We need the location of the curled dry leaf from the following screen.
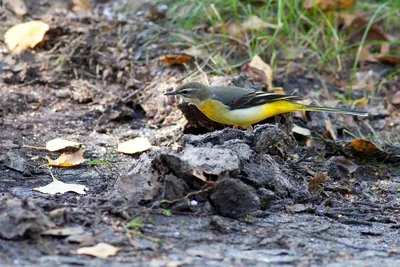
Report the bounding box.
[242,55,273,89]
[192,168,207,182]
[209,15,279,38]
[324,118,337,141]
[308,172,329,191]
[349,139,381,154]
[77,243,122,259]
[46,138,81,152]
[45,147,85,167]
[335,156,358,174]
[5,21,49,53]
[391,91,400,105]
[34,177,88,195]
[303,0,356,11]
[162,54,193,66]
[117,137,152,155]
[292,124,311,136]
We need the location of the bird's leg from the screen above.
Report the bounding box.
[244,125,253,132]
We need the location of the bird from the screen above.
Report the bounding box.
[164,82,368,131]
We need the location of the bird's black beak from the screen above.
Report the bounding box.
[164,90,177,96]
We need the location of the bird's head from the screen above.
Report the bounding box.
[164,82,212,105]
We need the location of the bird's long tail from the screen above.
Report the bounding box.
[304,105,368,117]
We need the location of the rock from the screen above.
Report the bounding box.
[0,197,53,240]
[118,152,162,204]
[162,174,189,200]
[181,127,249,147]
[257,188,276,208]
[243,154,292,195]
[180,146,241,176]
[210,179,260,218]
[253,124,295,158]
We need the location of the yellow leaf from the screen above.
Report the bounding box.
[5,21,49,53]
[34,177,88,195]
[77,243,122,259]
[117,137,151,155]
[46,138,81,152]
[45,147,85,167]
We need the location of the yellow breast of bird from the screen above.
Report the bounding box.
[197,99,301,127]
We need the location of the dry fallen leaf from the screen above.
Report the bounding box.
[6,0,27,16]
[34,177,88,195]
[209,15,279,38]
[162,54,193,66]
[5,21,49,53]
[303,0,356,11]
[241,55,273,89]
[391,91,400,105]
[41,226,84,236]
[324,118,337,141]
[77,243,122,259]
[45,147,85,167]
[335,156,358,174]
[46,138,81,152]
[349,139,381,154]
[292,124,311,136]
[117,137,152,155]
[73,0,91,12]
[308,172,329,191]
[241,15,280,31]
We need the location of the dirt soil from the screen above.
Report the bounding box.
[1,1,399,266]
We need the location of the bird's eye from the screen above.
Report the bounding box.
[181,90,188,95]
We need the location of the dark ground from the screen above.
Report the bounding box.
[0,1,399,266]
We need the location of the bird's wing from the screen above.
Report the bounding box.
[210,86,303,110]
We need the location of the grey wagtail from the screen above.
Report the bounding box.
[165,82,368,130]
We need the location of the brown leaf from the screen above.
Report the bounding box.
[349,139,381,154]
[241,55,273,89]
[162,54,193,66]
[303,0,356,11]
[349,16,395,43]
[391,91,400,105]
[308,172,329,191]
[324,118,337,141]
[45,147,85,167]
[335,156,358,174]
[376,55,400,65]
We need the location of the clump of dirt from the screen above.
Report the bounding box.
[119,124,303,218]
[0,197,53,240]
